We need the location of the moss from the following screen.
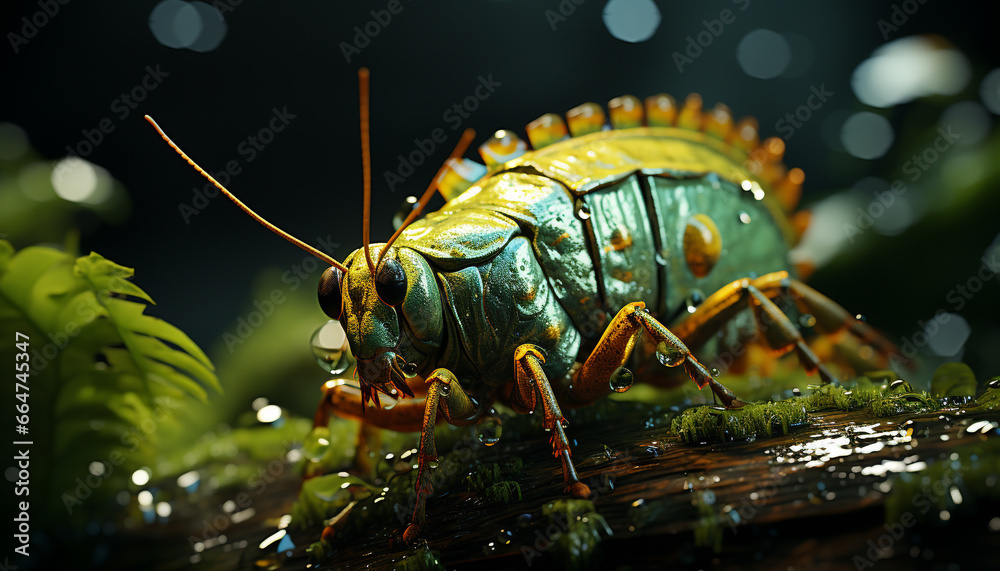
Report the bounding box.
[692,490,726,553]
[672,378,942,445]
[466,458,524,505]
[801,380,939,418]
[671,400,809,444]
[393,547,445,571]
[930,362,977,398]
[976,380,1000,410]
[539,499,612,570]
[885,439,1000,526]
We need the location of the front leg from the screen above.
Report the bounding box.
[562,302,745,409]
[404,368,479,542]
[506,345,591,498]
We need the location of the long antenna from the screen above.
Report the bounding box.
[359,68,376,276]
[145,115,347,272]
[376,127,476,268]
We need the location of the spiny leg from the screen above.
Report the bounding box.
[670,271,897,382]
[561,302,744,409]
[509,345,590,498]
[403,368,479,542]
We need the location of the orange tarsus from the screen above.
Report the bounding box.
[144,115,347,272]
[376,127,476,268]
[359,67,376,276]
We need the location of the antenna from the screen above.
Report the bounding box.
[359,67,376,276]
[144,115,347,272]
[376,127,476,267]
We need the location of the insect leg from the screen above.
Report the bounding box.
[563,302,745,409]
[511,345,591,499]
[404,368,479,543]
[313,380,426,431]
[671,271,866,384]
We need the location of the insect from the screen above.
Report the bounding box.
[146,69,894,542]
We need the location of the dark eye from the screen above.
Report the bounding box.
[317,266,344,319]
[375,258,407,306]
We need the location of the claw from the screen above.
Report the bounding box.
[403,523,421,543]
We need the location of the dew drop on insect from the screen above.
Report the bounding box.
[476,415,502,446]
[402,362,418,377]
[609,366,634,393]
[710,367,720,377]
[574,199,591,220]
[655,250,668,266]
[655,342,684,367]
[310,320,351,375]
[799,313,816,328]
[428,460,439,470]
[739,211,751,224]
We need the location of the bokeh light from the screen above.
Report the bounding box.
[980,67,1000,115]
[851,36,970,108]
[149,0,227,53]
[602,0,661,43]
[736,29,791,79]
[840,111,894,159]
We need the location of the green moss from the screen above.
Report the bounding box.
[692,490,726,553]
[466,458,524,505]
[801,380,939,418]
[671,400,809,444]
[394,547,445,571]
[930,362,977,398]
[290,473,377,530]
[885,439,1000,526]
[539,499,612,570]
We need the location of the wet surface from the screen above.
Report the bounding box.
[113,404,1000,570]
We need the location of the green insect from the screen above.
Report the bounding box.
[146,69,893,542]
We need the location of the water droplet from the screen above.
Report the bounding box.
[739,211,751,224]
[392,195,419,230]
[655,251,668,266]
[799,313,816,328]
[685,290,705,314]
[889,379,911,392]
[855,313,867,322]
[792,387,802,397]
[476,415,502,446]
[402,362,418,377]
[989,378,1000,389]
[310,320,351,374]
[656,341,684,367]
[710,367,720,377]
[439,383,451,396]
[610,366,634,393]
[574,199,592,220]
[428,460,439,470]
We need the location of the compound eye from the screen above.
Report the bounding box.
[317,266,344,320]
[375,258,407,306]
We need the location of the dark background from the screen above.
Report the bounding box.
[2,0,999,374]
